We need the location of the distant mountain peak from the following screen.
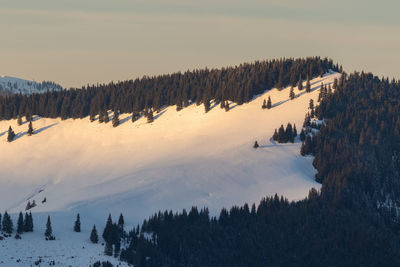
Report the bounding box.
[0,75,62,95]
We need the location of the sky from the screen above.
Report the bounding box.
[0,0,399,88]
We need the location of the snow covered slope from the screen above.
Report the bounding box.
[0,75,62,95]
[0,72,340,221]
[0,71,340,266]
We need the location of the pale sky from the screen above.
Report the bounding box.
[0,0,399,88]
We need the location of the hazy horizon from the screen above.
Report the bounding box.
[1,0,399,88]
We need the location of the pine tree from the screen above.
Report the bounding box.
[146,110,154,123]
[267,96,272,109]
[90,225,99,243]
[104,241,113,256]
[27,121,33,136]
[102,214,113,244]
[300,129,306,142]
[262,99,267,109]
[2,211,13,234]
[204,99,211,113]
[17,115,23,126]
[23,213,29,232]
[104,110,109,123]
[17,212,24,234]
[306,76,311,93]
[131,111,140,123]
[7,126,16,142]
[253,141,259,149]
[289,86,295,100]
[45,215,53,239]
[309,99,314,110]
[224,101,230,112]
[272,129,279,141]
[74,213,81,232]
[293,124,298,138]
[112,110,119,127]
[298,75,303,91]
[278,125,286,143]
[118,213,124,234]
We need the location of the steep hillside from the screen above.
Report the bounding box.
[0,75,62,95]
[0,72,339,265]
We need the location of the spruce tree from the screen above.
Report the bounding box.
[112,110,119,127]
[7,126,16,142]
[293,124,298,138]
[45,215,53,239]
[289,86,295,100]
[102,214,113,244]
[204,99,211,113]
[300,129,306,142]
[17,115,23,126]
[104,110,109,123]
[27,121,34,136]
[23,212,29,232]
[90,225,99,243]
[146,110,154,123]
[224,101,230,112]
[262,99,267,109]
[267,96,272,109]
[253,141,259,149]
[306,76,311,93]
[131,111,140,123]
[298,75,303,91]
[74,213,81,232]
[309,99,314,110]
[104,241,113,256]
[118,213,124,234]
[2,211,13,234]
[17,212,24,234]
[272,129,279,141]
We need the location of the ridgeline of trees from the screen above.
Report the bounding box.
[0,58,338,120]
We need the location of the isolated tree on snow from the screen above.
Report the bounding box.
[112,110,119,127]
[298,75,303,91]
[2,211,13,234]
[253,141,259,149]
[272,129,279,141]
[17,115,23,126]
[74,213,81,232]
[262,99,267,109]
[17,212,24,234]
[267,96,272,109]
[90,225,99,243]
[45,215,53,239]
[7,126,16,142]
[309,99,314,110]
[289,86,295,100]
[305,76,311,93]
[27,121,34,136]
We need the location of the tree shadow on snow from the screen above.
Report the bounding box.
[35,123,58,135]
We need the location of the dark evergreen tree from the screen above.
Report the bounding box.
[112,110,119,127]
[309,99,314,110]
[132,111,140,123]
[253,141,259,149]
[272,129,279,141]
[300,129,306,142]
[104,241,113,256]
[17,115,23,126]
[118,213,124,234]
[146,110,154,123]
[45,215,53,239]
[289,86,295,100]
[267,96,272,109]
[204,99,211,113]
[17,212,24,234]
[293,124,298,138]
[298,75,303,91]
[102,214,114,244]
[306,76,311,92]
[262,99,267,109]
[7,126,15,142]
[2,211,13,234]
[74,213,81,232]
[27,121,33,136]
[224,101,230,112]
[90,225,99,243]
